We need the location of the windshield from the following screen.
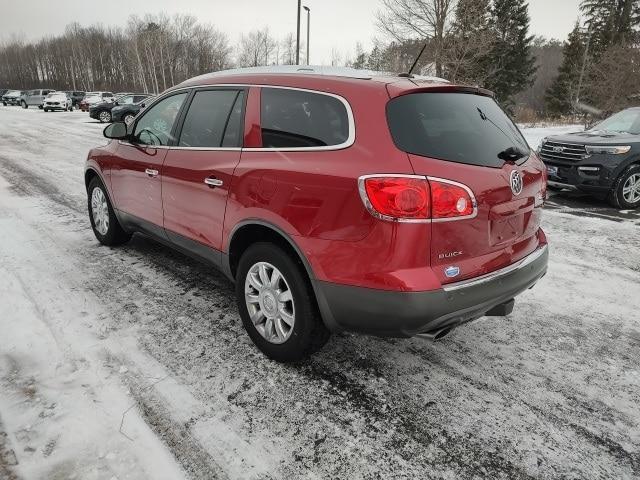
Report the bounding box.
[47,93,65,98]
[387,92,530,168]
[6,90,20,96]
[591,109,640,135]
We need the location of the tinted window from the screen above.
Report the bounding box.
[261,88,349,148]
[178,90,241,148]
[222,91,245,148]
[133,93,188,146]
[387,93,530,168]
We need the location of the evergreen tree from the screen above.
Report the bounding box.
[545,22,587,116]
[581,0,640,56]
[446,0,492,83]
[484,0,537,109]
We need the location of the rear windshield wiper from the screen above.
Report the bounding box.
[498,146,528,163]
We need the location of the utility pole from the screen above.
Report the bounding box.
[304,6,310,65]
[296,0,301,65]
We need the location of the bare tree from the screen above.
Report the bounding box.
[377,0,458,76]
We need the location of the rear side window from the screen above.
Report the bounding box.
[260,88,349,149]
[386,93,530,168]
[178,90,243,148]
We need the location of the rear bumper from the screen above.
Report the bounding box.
[315,245,548,337]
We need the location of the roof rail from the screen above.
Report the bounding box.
[189,65,448,83]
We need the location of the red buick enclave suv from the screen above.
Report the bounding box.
[85,66,549,362]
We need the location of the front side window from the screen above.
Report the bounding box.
[117,95,135,105]
[178,90,243,148]
[260,88,349,149]
[133,93,188,146]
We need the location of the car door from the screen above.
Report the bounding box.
[162,88,246,251]
[109,91,189,233]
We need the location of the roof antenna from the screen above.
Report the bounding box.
[399,43,427,78]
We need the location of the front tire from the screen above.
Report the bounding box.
[87,177,131,246]
[21,101,27,109]
[609,165,640,210]
[236,242,330,362]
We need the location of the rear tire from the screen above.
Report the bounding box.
[235,242,330,362]
[608,164,640,210]
[87,176,131,246]
[99,110,112,123]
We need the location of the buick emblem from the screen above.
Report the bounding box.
[510,171,523,196]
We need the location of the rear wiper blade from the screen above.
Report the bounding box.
[498,146,528,163]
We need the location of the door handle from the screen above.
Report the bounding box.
[204,177,224,188]
[145,168,159,177]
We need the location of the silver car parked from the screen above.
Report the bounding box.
[20,89,55,109]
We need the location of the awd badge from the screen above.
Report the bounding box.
[445,266,461,278]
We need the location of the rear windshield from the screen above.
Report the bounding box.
[386,93,530,168]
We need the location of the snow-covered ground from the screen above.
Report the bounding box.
[0,106,638,479]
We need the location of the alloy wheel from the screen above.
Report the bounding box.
[99,111,111,123]
[244,262,295,344]
[91,187,110,235]
[622,173,640,205]
[124,114,135,126]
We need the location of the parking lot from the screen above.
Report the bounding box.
[0,106,639,479]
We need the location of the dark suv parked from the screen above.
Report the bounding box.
[111,96,154,125]
[539,107,640,209]
[2,90,24,106]
[85,66,548,362]
[90,93,152,123]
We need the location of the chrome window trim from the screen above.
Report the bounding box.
[442,245,548,292]
[133,83,355,153]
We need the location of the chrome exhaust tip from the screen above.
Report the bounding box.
[416,327,454,342]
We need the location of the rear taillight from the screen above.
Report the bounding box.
[429,178,475,219]
[359,175,476,222]
[359,176,430,221]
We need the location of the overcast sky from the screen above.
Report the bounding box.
[0,0,583,64]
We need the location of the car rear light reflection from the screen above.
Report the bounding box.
[359,175,476,222]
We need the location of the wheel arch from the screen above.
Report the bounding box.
[226,220,314,282]
[225,220,341,332]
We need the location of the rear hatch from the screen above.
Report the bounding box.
[386,89,545,285]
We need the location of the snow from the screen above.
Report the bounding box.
[0,106,639,479]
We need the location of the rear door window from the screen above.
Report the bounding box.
[178,89,243,148]
[260,88,350,149]
[386,93,530,168]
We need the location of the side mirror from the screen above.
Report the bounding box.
[103,122,128,140]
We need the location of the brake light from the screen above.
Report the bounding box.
[359,175,476,222]
[360,176,430,221]
[429,179,475,219]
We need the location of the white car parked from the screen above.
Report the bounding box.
[43,92,73,112]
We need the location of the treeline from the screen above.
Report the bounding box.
[0,14,257,93]
[546,0,640,116]
[1,1,638,117]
